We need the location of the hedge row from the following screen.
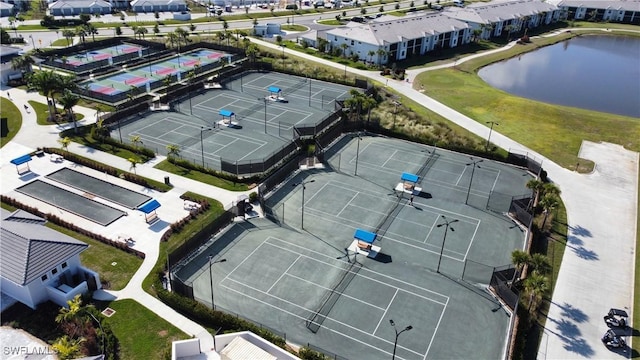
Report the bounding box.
[168,156,260,184]
[1,196,145,259]
[90,126,156,159]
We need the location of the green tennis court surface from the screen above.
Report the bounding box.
[114,72,353,170]
[46,168,151,209]
[173,136,532,359]
[16,180,126,226]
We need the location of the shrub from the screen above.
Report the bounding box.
[249,192,258,203]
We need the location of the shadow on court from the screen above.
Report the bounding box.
[176,135,534,360]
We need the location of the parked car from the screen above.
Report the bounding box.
[604,308,629,328]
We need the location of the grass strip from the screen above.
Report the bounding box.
[0,97,22,147]
[154,159,249,191]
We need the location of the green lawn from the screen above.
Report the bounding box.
[29,100,85,125]
[63,126,156,164]
[98,299,189,360]
[154,160,250,191]
[281,24,308,31]
[416,32,640,169]
[0,97,22,147]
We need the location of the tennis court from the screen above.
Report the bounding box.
[173,135,532,359]
[114,72,354,170]
[46,168,151,209]
[15,180,126,226]
[82,49,230,96]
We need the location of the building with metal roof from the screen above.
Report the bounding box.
[0,209,102,310]
[556,0,640,24]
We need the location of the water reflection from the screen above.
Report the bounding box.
[478,35,640,118]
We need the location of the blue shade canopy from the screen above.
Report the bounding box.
[10,154,32,165]
[138,199,161,214]
[401,172,419,183]
[354,228,376,244]
[219,109,234,117]
[268,86,281,94]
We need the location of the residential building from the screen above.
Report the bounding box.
[444,0,561,40]
[557,0,640,24]
[172,331,300,360]
[0,45,23,85]
[325,14,471,65]
[0,1,14,17]
[0,209,102,310]
[48,0,112,16]
[130,0,187,13]
[321,0,564,65]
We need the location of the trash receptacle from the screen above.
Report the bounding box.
[164,176,170,185]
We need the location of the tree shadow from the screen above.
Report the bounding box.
[567,234,584,247]
[555,301,589,323]
[569,224,592,238]
[573,246,598,261]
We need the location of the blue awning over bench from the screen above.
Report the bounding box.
[138,199,161,214]
[10,154,32,165]
[401,172,419,183]
[268,86,281,94]
[354,228,376,244]
[219,109,234,118]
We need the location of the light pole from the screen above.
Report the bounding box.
[200,127,212,167]
[485,121,499,152]
[390,319,412,360]
[292,179,315,229]
[392,100,400,128]
[465,158,483,205]
[260,97,268,133]
[208,255,227,310]
[436,215,458,273]
[354,132,362,176]
[28,34,35,49]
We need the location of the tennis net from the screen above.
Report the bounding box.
[416,147,438,183]
[306,261,362,333]
[374,198,404,241]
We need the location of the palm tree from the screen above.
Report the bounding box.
[245,43,259,66]
[340,43,349,58]
[166,144,180,158]
[511,249,531,280]
[530,253,551,275]
[166,32,178,49]
[367,50,375,64]
[94,119,110,143]
[51,335,85,360]
[523,272,548,313]
[62,29,75,46]
[539,194,559,230]
[472,28,482,42]
[75,26,87,44]
[163,75,172,93]
[85,23,98,41]
[135,26,148,40]
[376,47,387,68]
[128,157,139,174]
[11,54,34,74]
[58,90,80,132]
[542,183,561,198]
[58,137,71,152]
[526,178,544,206]
[130,135,143,151]
[28,70,60,121]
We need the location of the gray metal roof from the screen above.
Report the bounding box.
[0,2,14,9]
[49,0,111,8]
[444,0,558,24]
[1,210,88,286]
[130,0,186,6]
[327,13,469,46]
[557,0,640,11]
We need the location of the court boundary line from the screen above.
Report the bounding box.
[219,237,445,358]
[267,255,301,294]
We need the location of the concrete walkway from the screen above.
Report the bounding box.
[2,29,637,359]
[0,86,260,357]
[251,33,639,358]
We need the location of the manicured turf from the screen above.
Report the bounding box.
[415,31,640,169]
[154,160,249,191]
[99,299,189,360]
[0,97,21,147]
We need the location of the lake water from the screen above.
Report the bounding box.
[478,35,640,118]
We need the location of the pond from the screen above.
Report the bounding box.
[478,35,640,118]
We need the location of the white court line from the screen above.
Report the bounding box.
[373,288,398,335]
[221,236,270,284]
[267,237,449,304]
[381,150,398,167]
[208,137,239,156]
[347,142,373,164]
[490,169,501,193]
[267,255,300,294]
[284,272,386,311]
[424,297,449,360]
[455,166,467,186]
[423,216,441,244]
[336,192,359,218]
[238,142,269,161]
[463,220,482,260]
